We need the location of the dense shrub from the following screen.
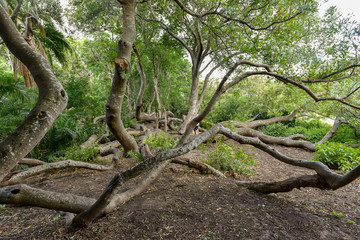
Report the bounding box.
[144,132,178,152]
[207,96,249,123]
[0,72,37,141]
[27,108,105,162]
[258,122,290,137]
[259,119,359,144]
[202,138,257,175]
[313,142,360,172]
[51,145,99,162]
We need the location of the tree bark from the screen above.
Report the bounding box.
[171,158,225,178]
[1,125,360,227]
[105,0,139,154]
[0,6,68,181]
[0,184,95,213]
[236,127,316,151]
[133,44,147,121]
[236,174,330,194]
[231,109,298,129]
[317,116,345,144]
[5,160,116,185]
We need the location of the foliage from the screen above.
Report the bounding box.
[54,145,99,162]
[144,132,178,152]
[258,122,291,138]
[259,119,359,144]
[0,71,37,141]
[313,142,360,172]
[203,138,257,175]
[128,151,143,162]
[207,96,250,123]
[27,108,105,162]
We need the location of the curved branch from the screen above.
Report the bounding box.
[147,3,194,57]
[172,0,303,31]
[238,71,360,110]
[236,174,330,194]
[236,127,316,151]
[317,116,346,144]
[10,0,24,20]
[301,64,360,83]
[217,125,360,190]
[231,108,299,129]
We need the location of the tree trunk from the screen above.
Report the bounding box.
[317,116,344,144]
[0,6,68,181]
[134,44,147,121]
[105,0,138,154]
[178,70,200,133]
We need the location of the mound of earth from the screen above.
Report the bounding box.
[1,142,359,239]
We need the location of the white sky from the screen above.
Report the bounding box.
[321,0,360,22]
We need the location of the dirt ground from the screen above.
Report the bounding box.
[1,141,360,240]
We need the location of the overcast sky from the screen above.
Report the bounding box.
[321,0,360,22]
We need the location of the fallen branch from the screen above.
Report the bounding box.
[171,157,225,178]
[0,184,95,213]
[6,160,116,185]
[18,158,45,166]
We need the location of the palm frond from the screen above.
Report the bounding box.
[37,24,73,65]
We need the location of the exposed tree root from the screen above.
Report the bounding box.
[236,174,331,194]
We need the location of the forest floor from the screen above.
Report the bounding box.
[1,139,360,239]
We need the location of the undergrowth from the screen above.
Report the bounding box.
[202,137,257,175]
[50,145,99,162]
[313,142,360,172]
[259,119,359,144]
[144,132,178,152]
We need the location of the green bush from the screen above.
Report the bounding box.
[27,108,105,162]
[207,96,249,123]
[53,145,99,162]
[203,138,257,175]
[258,122,289,137]
[258,119,359,144]
[144,132,178,152]
[313,142,360,172]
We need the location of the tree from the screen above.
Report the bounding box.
[0,5,67,181]
[1,0,360,230]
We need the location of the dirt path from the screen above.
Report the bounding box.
[1,143,359,239]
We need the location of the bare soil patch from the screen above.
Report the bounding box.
[1,143,360,239]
